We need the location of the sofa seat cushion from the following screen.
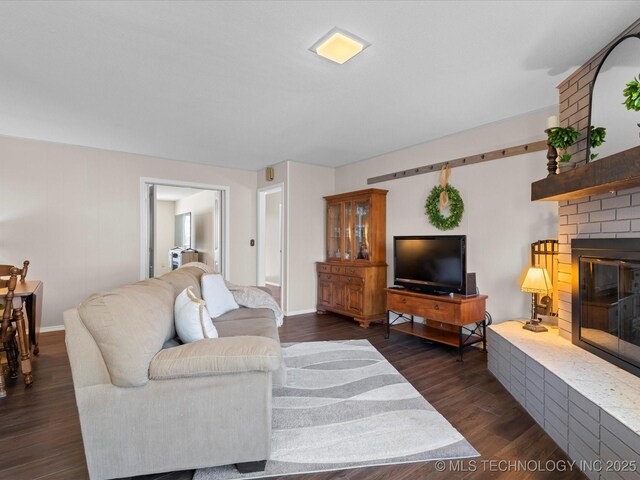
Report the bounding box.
[214,307,275,323]
[149,336,282,380]
[78,278,175,387]
[215,316,280,343]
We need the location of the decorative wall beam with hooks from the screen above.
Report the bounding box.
[367,139,548,185]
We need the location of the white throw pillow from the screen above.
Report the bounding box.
[201,273,239,318]
[174,287,218,343]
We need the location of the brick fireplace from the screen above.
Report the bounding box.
[553,19,640,340]
[489,20,640,473]
[557,190,640,339]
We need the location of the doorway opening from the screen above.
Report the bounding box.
[257,185,284,307]
[140,178,229,280]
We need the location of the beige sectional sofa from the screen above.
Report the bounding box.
[64,264,284,480]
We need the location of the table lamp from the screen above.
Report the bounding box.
[521,266,553,332]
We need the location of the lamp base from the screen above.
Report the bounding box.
[523,321,548,333]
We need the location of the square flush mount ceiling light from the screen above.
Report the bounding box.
[309,27,370,65]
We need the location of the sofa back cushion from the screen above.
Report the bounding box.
[158,265,208,299]
[78,278,175,387]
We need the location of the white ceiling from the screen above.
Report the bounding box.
[0,1,638,171]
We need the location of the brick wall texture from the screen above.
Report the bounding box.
[556,20,640,340]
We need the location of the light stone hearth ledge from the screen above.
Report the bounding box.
[489,321,640,435]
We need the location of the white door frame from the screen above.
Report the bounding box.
[257,183,284,294]
[140,177,231,280]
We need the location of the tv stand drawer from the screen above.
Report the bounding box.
[386,292,455,320]
[422,299,455,321]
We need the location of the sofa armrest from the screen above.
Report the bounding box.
[149,336,282,380]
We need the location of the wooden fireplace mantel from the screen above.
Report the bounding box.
[531,145,640,201]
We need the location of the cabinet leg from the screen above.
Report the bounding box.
[385,311,390,339]
[357,320,371,328]
[457,327,463,362]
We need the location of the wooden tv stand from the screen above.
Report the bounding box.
[385,288,488,361]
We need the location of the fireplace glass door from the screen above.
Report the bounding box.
[579,258,640,366]
[619,262,640,362]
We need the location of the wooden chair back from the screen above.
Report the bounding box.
[1,268,19,326]
[0,260,33,392]
[0,266,20,397]
[0,260,29,282]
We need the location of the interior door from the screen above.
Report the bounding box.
[213,191,221,272]
[147,184,156,278]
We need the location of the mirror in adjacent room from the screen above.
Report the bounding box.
[588,34,640,162]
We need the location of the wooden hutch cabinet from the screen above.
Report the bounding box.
[316,188,388,327]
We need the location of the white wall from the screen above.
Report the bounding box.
[155,200,175,276]
[334,109,558,323]
[287,161,335,314]
[175,190,221,271]
[0,135,257,328]
[265,191,281,285]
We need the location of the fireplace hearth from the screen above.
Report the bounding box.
[572,239,640,376]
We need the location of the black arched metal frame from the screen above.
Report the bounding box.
[585,33,640,163]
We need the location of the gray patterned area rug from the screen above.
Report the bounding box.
[193,339,478,480]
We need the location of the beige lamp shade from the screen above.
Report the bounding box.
[521,267,553,294]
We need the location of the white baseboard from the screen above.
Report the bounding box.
[40,325,65,333]
[284,308,316,317]
[265,282,281,287]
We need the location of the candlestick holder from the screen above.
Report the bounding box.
[545,128,558,176]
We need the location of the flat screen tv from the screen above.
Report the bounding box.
[393,235,466,294]
[174,212,192,249]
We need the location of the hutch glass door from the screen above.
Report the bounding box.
[354,199,371,261]
[327,203,343,260]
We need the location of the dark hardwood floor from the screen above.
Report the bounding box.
[0,313,585,480]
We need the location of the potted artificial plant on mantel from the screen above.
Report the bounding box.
[623,73,640,111]
[545,127,581,175]
[589,126,607,161]
[623,74,640,132]
[547,126,581,172]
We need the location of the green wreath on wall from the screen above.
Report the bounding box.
[424,184,464,231]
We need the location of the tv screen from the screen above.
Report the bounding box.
[175,212,192,249]
[393,235,466,294]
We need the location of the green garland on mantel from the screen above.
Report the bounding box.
[424,184,464,231]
